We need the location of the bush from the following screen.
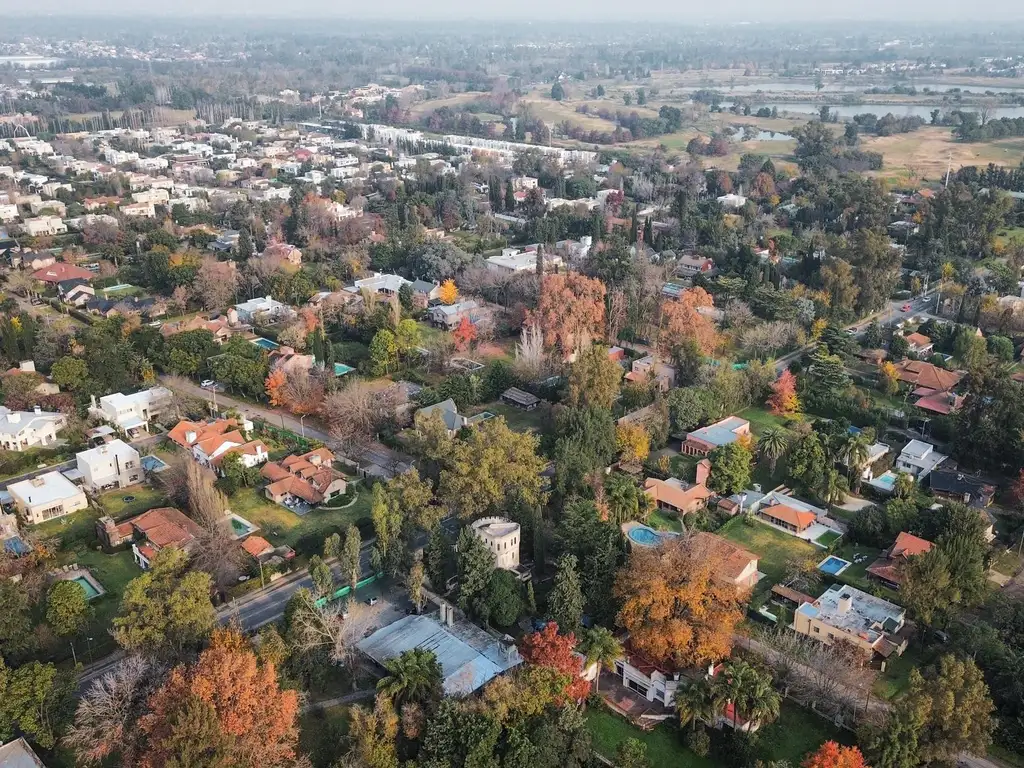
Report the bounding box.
[710,729,760,768]
[686,727,711,758]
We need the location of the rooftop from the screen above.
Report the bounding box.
[688,416,749,448]
[0,737,47,768]
[800,584,904,644]
[8,471,82,506]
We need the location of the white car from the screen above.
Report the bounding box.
[200,380,215,388]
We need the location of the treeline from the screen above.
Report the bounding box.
[852,112,926,136]
[566,105,685,144]
[954,162,1024,193]
[955,115,1024,141]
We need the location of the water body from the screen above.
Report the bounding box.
[697,80,1024,95]
[719,101,1024,120]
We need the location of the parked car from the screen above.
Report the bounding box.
[201,379,215,388]
[366,596,379,606]
[900,303,912,312]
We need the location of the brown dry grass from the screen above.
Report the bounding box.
[862,127,1024,182]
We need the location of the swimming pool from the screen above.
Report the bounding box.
[870,471,897,491]
[627,526,664,547]
[71,575,101,599]
[228,513,258,539]
[333,362,354,376]
[141,455,169,473]
[251,337,280,351]
[818,556,852,576]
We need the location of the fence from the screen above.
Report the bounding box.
[314,572,382,608]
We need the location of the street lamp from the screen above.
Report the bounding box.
[298,414,306,438]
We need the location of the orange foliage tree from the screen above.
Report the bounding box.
[766,369,800,416]
[802,741,868,768]
[517,622,591,702]
[452,316,477,351]
[439,279,459,305]
[280,368,325,416]
[614,535,742,669]
[264,369,287,407]
[659,288,719,358]
[139,627,299,768]
[536,273,606,358]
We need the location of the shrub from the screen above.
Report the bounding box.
[686,727,711,758]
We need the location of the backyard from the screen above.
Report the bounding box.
[466,400,553,435]
[227,486,373,551]
[98,484,169,518]
[719,515,818,585]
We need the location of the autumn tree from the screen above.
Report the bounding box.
[616,423,651,470]
[139,627,300,768]
[802,741,868,768]
[615,534,742,668]
[264,369,287,406]
[439,279,459,305]
[659,288,719,359]
[452,316,477,352]
[518,623,590,701]
[567,344,623,409]
[536,272,606,358]
[766,369,800,416]
[878,361,900,396]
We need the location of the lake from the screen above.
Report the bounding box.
[693,80,1024,95]
[718,101,1024,120]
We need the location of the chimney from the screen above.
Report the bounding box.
[695,459,711,487]
[33,406,41,415]
[838,593,853,614]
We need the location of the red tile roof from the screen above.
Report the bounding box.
[760,504,816,531]
[32,263,94,283]
[892,360,962,392]
[241,535,273,558]
[127,507,201,550]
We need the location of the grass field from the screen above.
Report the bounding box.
[98,485,169,518]
[466,401,553,435]
[227,486,371,550]
[736,406,790,436]
[586,708,714,768]
[719,516,818,584]
[833,544,884,592]
[648,508,684,533]
[861,127,1024,181]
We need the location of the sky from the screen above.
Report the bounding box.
[0,0,1020,23]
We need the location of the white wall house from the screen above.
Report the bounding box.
[8,472,88,524]
[470,517,521,570]
[0,407,66,451]
[233,295,294,324]
[22,216,67,237]
[89,387,172,436]
[895,440,947,480]
[76,439,142,491]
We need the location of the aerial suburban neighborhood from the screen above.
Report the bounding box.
[1,9,1024,768]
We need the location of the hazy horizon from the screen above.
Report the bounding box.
[0,0,1020,24]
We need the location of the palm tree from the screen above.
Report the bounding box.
[604,472,641,525]
[376,648,443,710]
[758,426,789,476]
[580,626,624,694]
[893,471,916,501]
[710,660,758,730]
[675,679,717,732]
[817,467,850,506]
[743,674,782,729]
[842,433,872,489]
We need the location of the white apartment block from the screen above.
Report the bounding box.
[89,387,172,435]
[76,439,142,491]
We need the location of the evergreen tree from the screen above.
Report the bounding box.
[548,554,585,636]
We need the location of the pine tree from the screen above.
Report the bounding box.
[505,180,515,212]
[536,244,544,276]
[548,554,584,636]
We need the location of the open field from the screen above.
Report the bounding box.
[862,127,1024,181]
[405,92,480,118]
[521,94,621,133]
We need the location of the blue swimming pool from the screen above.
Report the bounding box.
[141,455,168,472]
[818,556,851,576]
[71,575,102,599]
[871,471,898,492]
[627,526,663,547]
[251,337,280,351]
[333,362,354,376]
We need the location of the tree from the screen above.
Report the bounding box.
[371,483,402,576]
[668,387,721,432]
[615,535,742,668]
[139,627,300,768]
[616,423,651,469]
[659,288,719,358]
[567,344,623,410]
[518,623,590,701]
[50,356,89,391]
[616,738,650,768]
[551,81,566,101]
[452,316,477,352]
[346,694,400,768]
[309,555,335,599]
[406,559,426,615]
[549,554,585,636]
[605,472,647,525]
[46,579,92,637]
[485,569,523,627]
[439,279,459,305]
[819,258,859,320]
[439,417,546,520]
[536,273,606,358]
[340,525,362,591]
[377,648,443,711]
[889,333,909,361]
[456,526,495,618]
[368,328,399,375]
[264,368,287,405]
[802,741,868,768]
[901,547,959,627]
[676,679,717,732]
[112,547,216,657]
[395,318,421,359]
[0,659,76,750]
[758,425,789,475]
[878,360,900,396]
[580,626,623,694]
[766,370,800,415]
[708,442,752,496]
[0,580,33,659]
[710,659,781,730]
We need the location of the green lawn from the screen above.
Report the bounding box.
[718,516,817,584]
[991,548,1023,578]
[758,702,855,761]
[736,406,789,436]
[586,708,713,768]
[833,544,884,592]
[467,401,553,435]
[98,484,169,518]
[670,453,701,482]
[299,705,350,768]
[815,530,843,547]
[228,486,372,550]
[648,508,684,533]
[332,340,370,366]
[873,644,930,700]
[64,549,139,660]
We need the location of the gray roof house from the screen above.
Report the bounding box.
[428,300,479,329]
[415,398,467,435]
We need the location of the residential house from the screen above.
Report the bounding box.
[895,440,947,480]
[57,278,95,307]
[410,279,440,308]
[717,193,747,210]
[208,229,240,253]
[866,532,933,589]
[22,216,67,237]
[470,516,523,571]
[260,447,346,506]
[233,295,294,324]
[31,262,93,285]
[485,249,563,275]
[160,314,237,344]
[625,355,677,391]
[610,648,680,708]
[168,417,268,470]
[691,531,759,592]
[241,535,276,562]
[28,199,66,217]
[903,332,934,357]
[0,737,49,767]
[0,406,66,451]
[677,254,714,277]
[268,346,315,376]
[500,387,540,411]
[644,462,713,516]
[88,387,172,436]
[7,249,54,271]
[348,272,411,299]
[8,472,88,524]
[794,584,908,659]
[99,507,201,569]
[928,469,996,509]
[682,416,750,456]
[757,503,817,533]
[75,439,142,491]
[261,242,302,267]
[0,203,19,222]
[120,201,156,218]
[415,399,468,436]
[428,300,479,330]
[890,359,963,392]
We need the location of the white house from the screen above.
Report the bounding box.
[486,249,563,275]
[895,440,947,480]
[0,407,66,451]
[88,387,173,436]
[0,203,19,222]
[233,295,294,324]
[717,193,748,210]
[76,439,143,491]
[22,216,67,237]
[8,472,88,524]
[470,516,521,570]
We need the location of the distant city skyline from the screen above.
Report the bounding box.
[0,0,1021,23]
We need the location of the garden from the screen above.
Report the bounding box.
[718,515,818,585]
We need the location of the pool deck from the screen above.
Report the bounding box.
[52,566,106,599]
[227,513,259,540]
